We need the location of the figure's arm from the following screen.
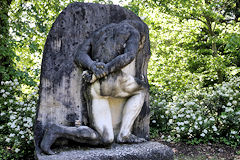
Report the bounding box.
[74,38,94,70]
[106,29,140,74]
[74,38,106,79]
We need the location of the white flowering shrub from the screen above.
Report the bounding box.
[150,76,240,146]
[0,79,38,159]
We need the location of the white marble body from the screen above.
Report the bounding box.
[90,59,146,143]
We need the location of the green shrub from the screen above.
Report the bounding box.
[150,76,240,146]
[0,79,38,160]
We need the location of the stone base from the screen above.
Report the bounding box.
[36,141,174,160]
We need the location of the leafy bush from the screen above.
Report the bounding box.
[150,76,240,146]
[0,79,38,160]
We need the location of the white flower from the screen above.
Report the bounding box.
[140,16,146,20]
[184,102,195,107]
[9,99,13,103]
[225,107,233,112]
[181,127,185,131]
[184,121,189,124]
[203,129,208,134]
[186,115,190,118]
[15,126,20,131]
[227,102,232,106]
[10,115,16,120]
[26,117,32,123]
[1,81,4,85]
[236,111,240,115]
[0,89,5,93]
[192,114,196,119]
[198,116,202,121]
[0,112,5,116]
[10,123,16,128]
[233,101,237,105]
[5,81,10,85]
[2,94,7,98]
[5,92,10,95]
[189,129,193,133]
[173,115,177,119]
[6,138,10,142]
[31,108,36,112]
[231,130,237,135]
[200,133,205,137]
[9,133,15,137]
[169,119,173,124]
[14,79,18,82]
[194,125,198,129]
[212,126,217,131]
[15,148,20,153]
[199,121,203,125]
[186,110,191,114]
[21,135,25,138]
[176,127,180,131]
[19,131,24,135]
[4,102,7,105]
[178,114,184,118]
[210,117,215,121]
[152,120,156,123]
[204,119,208,123]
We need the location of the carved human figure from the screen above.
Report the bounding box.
[75,20,147,144]
[40,20,147,155]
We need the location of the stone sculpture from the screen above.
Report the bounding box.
[34,2,151,156]
[74,20,148,144]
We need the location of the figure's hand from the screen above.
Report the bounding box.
[90,62,108,79]
[82,71,93,83]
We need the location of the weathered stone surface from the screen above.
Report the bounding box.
[34,2,151,154]
[37,142,174,160]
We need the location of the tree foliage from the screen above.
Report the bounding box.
[139,0,240,86]
[0,0,240,159]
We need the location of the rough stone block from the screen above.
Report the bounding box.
[37,142,174,160]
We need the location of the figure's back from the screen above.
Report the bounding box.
[90,22,137,63]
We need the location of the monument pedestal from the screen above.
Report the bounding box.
[37,142,174,160]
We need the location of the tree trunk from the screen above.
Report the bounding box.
[205,16,223,84]
[0,0,13,82]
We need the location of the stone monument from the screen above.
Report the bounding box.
[34,2,173,159]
